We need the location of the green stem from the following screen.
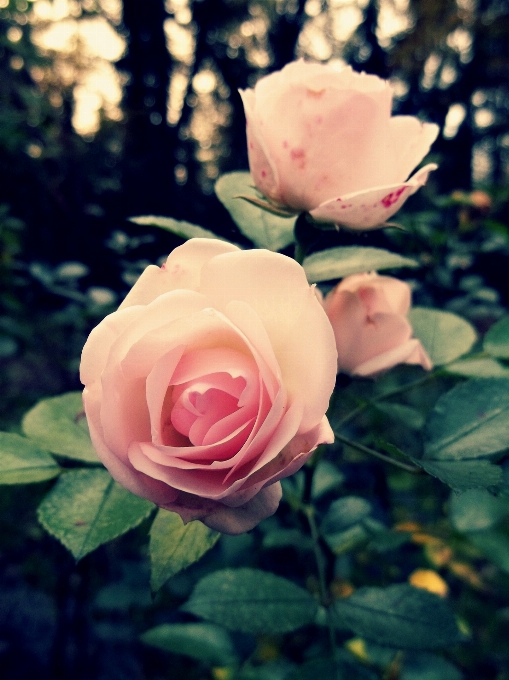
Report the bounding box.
[373,371,441,402]
[333,403,368,429]
[334,371,441,429]
[305,506,328,605]
[334,433,421,473]
[304,505,338,664]
[294,242,306,264]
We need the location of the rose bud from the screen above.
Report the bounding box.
[322,272,432,377]
[239,59,439,230]
[80,239,337,535]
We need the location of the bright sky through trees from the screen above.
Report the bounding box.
[24,0,414,136]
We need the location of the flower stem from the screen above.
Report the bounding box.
[304,505,338,664]
[334,432,421,473]
[334,370,441,429]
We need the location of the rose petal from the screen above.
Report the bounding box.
[201,249,317,356]
[239,88,281,204]
[109,290,208,379]
[202,483,283,534]
[145,345,187,444]
[100,305,260,465]
[390,117,439,182]
[253,87,394,211]
[80,305,142,385]
[309,163,438,229]
[216,415,334,511]
[328,272,411,317]
[171,347,257,387]
[163,483,283,535]
[273,286,337,433]
[119,239,240,309]
[128,430,254,498]
[224,396,303,489]
[83,383,178,506]
[327,289,413,374]
[405,339,433,372]
[353,338,433,377]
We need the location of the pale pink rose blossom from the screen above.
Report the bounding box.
[80,239,337,535]
[322,272,432,377]
[239,60,439,230]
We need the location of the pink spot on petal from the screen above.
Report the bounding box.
[249,142,254,150]
[381,186,407,208]
[315,115,323,124]
[282,140,288,148]
[306,88,325,99]
[261,170,267,178]
[290,148,306,169]
[336,197,342,202]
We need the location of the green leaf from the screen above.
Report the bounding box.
[467,528,509,574]
[321,497,372,534]
[287,655,378,680]
[215,172,296,251]
[424,378,509,461]
[303,246,418,283]
[418,378,509,491]
[129,215,230,243]
[311,460,345,499]
[324,524,374,555]
[417,459,502,492]
[445,357,509,378]
[262,528,313,551]
[37,468,155,560]
[181,568,318,634]
[22,392,98,463]
[449,489,509,532]
[409,308,477,366]
[332,584,463,650]
[375,403,425,430]
[237,660,300,680]
[400,652,463,680]
[0,432,60,484]
[484,315,509,359]
[140,622,238,666]
[320,497,384,554]
[235,194,296,217]
[149,509,220,592]
[369,529,411,553]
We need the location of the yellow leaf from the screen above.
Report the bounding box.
[345,637,369,662]
[409,569,449,597]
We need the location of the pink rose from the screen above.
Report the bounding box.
[239,60,439,230]
[80,239,337,534]
[322,272,432,377]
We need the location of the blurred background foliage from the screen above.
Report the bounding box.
[2,1,509,678]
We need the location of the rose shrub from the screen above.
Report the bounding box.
[80,239,337,534]
[322,272,432,377]
[240,60,439,229]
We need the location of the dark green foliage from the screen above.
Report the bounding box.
[182,568,319,634]
[2,2,509,679]
[332,584,463,650]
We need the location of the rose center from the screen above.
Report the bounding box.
[170,373,247,446]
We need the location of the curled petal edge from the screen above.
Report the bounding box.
[158,416,334,534]
[352,338,433,378]
[309,163,438,230]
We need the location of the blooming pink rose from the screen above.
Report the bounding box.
[239,60,439,230]
[322,272,432,377]
[80,239,337,534]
